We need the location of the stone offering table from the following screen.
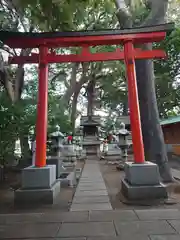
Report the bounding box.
[104,143,122,163]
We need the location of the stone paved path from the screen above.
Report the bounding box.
[1,209,180,239]
[1,160,180,239]
[70,160,112,211]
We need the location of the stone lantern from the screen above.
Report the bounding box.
[47,125,65,178]
[117,122,130,159]
[50,125,64,157]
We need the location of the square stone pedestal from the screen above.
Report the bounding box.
[47,157,63,178]
[14,165,61,205]
[83,142,101,159]
[121,162,167,200]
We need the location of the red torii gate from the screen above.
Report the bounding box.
[0,23,174,167]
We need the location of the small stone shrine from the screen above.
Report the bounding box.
[81,79,101,159]
[80,115,101,158]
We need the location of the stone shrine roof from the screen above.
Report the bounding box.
[80,116,101,126]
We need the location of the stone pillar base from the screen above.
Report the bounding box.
[121,162,168,200]
[14,165,61,205]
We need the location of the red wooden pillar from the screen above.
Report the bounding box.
[124,41,145,164]
[35,46,48,167]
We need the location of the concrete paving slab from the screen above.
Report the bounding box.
[168,220,180,234]
[78,187,107,191]
[87,235,150,240]
[80,179,104,182]
[57,222,116,237]
[56,239,86,240]
[78,185,106,188]
[114,220,176,236]
[78,185,105,188]
[56,238,86,240]
[2,239,86,240]
[74,190,108,197]
[0,213,43,224]
[76,189,108,194]
[87,237,122,240]
[150,235,180,240]
[40,211,89,223]
[89,210,138,221]
[135,209,180,220]
[2,209,180,239]
[0,223,60,238]
[78,181,105,184]
[81,176,102,178]
[79,182,104,184]
[71,203,112,211]
[73,196,110,204]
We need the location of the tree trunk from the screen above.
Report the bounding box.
[71,88,80,132]
[136,44,173,182]
[114,0,173,182]
[4,138,16,166]
[70,67,89,132]
[62,63,79,105]
[19,133,31,166]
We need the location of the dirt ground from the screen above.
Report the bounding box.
[99,156,180,210]
[1,156,180,213]
[0,161,84,214]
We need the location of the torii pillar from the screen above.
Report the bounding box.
[15,47,60,205]
[121,41,167,200]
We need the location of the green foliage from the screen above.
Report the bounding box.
[0,65,72,164]
[154,27,180,118]
[0,92,21,164]
[19,0,90,31]
[48,94,71,134]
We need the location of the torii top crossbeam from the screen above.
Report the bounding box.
[0,23,174,167]
[0,23,174,48]
[0,23,174,64]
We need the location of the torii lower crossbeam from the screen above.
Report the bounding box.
[9,49,166,64]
